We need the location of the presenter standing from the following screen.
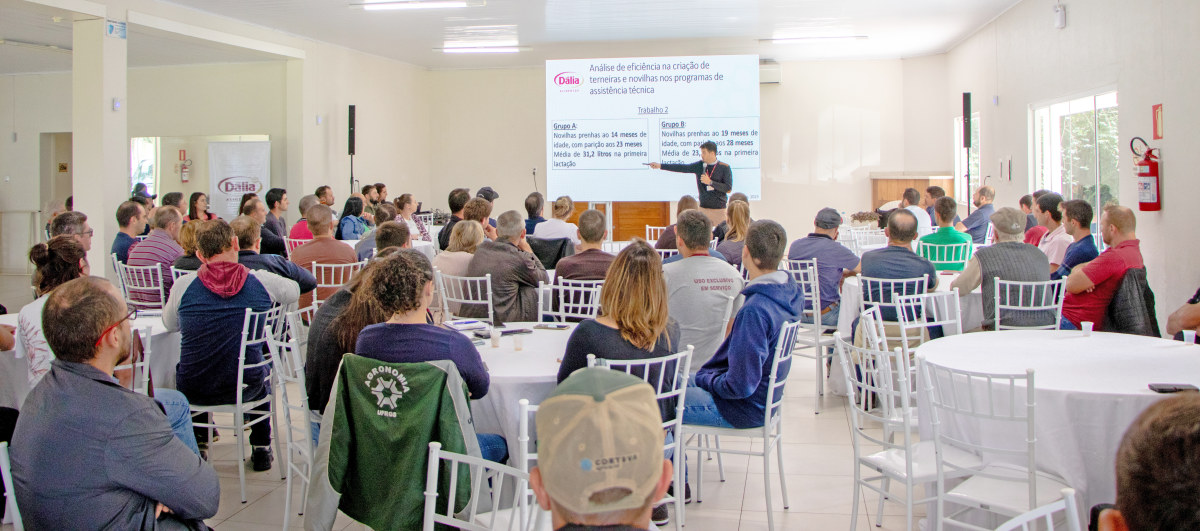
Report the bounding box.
[650,140,732,225]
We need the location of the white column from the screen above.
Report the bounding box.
[72,17,127,280]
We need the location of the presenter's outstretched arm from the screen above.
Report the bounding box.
[649,162,661,169]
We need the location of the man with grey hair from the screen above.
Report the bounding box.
[50,211,93,252]
[289,194,321,239]
[463,210,548,324]
[952,207,1052,330]
[554,209,615,281]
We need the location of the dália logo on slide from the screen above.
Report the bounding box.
[554,72,582,88]
[217,177,262,194]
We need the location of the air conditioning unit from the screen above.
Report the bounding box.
[759,60,781,84]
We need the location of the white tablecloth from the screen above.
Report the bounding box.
[467,322,573,460]
[339,238,436,261]
[837,272,983,338]
[916,330,1200,521]
[0,314,182,408]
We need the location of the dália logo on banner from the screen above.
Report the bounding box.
[554,72,582,87]
[217,176,262,194]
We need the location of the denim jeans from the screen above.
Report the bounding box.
[681,384,735,429]
[1060,317,1078,331]
[154,389,200,456]
[800,301,840,328]
[477,433,509,464]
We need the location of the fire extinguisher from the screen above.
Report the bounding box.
[181,159,191,183]
[1132,137,1160,211]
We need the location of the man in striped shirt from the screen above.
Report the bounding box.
[127,206,184,306]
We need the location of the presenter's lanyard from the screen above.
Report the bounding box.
[705,162,718,191]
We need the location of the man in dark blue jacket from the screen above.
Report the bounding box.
[687,220,804,429]
[231,215,317,295]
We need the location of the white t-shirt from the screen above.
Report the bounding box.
[532,218,580,245]
[15,295,52,388]
[663,255,745,371]
[906,205,934,237]
[1038,224,1074,266]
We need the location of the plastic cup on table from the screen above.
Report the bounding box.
[1081,321,1094,337]
[490,329,501,348]
[514,334,524,351]
[1184,330,1196,344]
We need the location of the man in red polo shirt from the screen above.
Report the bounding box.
[1062,205,1143,330]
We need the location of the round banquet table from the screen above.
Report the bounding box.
[915,330,1200,522]
[0,313,182,409]
[465,322,574,460]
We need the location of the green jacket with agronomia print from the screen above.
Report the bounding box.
[305,355,482,531]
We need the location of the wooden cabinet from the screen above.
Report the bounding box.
[869,172,955,210]
[565,201,670,242]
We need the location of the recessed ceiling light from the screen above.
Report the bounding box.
[351,0,484,11]
[762,36,868,44]
[434,46,530,53]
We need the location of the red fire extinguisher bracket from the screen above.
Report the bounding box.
[1132,137,1160,211]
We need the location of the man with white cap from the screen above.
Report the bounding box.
[529,367,673,531]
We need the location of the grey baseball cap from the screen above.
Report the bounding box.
[990,207,1026,236]
[814,208,842,229]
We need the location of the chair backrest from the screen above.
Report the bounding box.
[996,488,1081,531]
[920,242,973,268]
[601,241,630,254]
[135,235,150,242]
[422,442,531,531]
[118,262,166,308]
[853,229,887,252]
[838,229,859,255]
[760,320,805,427]
[111,253,128,298]
[114,325,154,395]
[894,290,964,348]
[516,399,545,531]
[273,306,319,490]
[709,237,719,250]
[655,248,679,261]
[538,281,601,322]
[646,225,667,241]
[286,238,310,253]
[234,306,283,405]
[170,266,194,280]
[920,356,1039,511]
[311,261,366,306]
[858,276,930,343]
[834,333,915,458]
[994,279,1066,331]
[784,259,822,326]
[0,442,23,531]
[437,273,494,323]
[414,213,435,227]
[860,306,890,352]
[985,222,996,244]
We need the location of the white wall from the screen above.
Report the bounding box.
[945,0,1200,326]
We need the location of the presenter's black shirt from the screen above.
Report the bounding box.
[660,160,732,209]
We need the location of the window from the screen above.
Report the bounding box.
[953,113,980,203]
[130,137,158,196]
[1031,91,1119,223]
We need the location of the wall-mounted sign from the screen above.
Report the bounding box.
[106,20,126,39]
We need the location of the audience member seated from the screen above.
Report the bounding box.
[394,193,432,242]
[955,185,996,244]
[1022,189,1051,245]
[263,188,290,248]
[164,220,299,470]
[290,194,320,239]
[11,276,218,530]
[530,368,673,531]
[336,196,369,240]
[316,185,338,216]
[462,210,548,324]
[861,209,938,324]
[130,195,157,236]
[355,203,398,260]
[664,210,744,369]
[524,192,547,234]
[360,184,381,220]
[715,200,751,268]
[901,187,933,237]
[112,200,147,264]
[438,187,471,251]
[375,182,389,204]
[127,206,185,306]
[230,215,317,294]
[242,198,287,256]
[555,209,615,281]
[161,191,184,212]
[787,208,861,328]
[558,240,681,380]
[1097,394,1200,531]
[173,221,204,271]
[432,220,486,280]
[352,250,507,462]
[924,186,960,225]
[49,210,93,252]
[476,186,500,228]
[188,192,218,221]
[291,204,359,308]
[952,207,1052,330]
[238,193,258,216]
[19,236,90,386]
[1034,192,1072,273]
[1052,199,1100,281]
[374,221,411,254]
[919,196,974,271]
[714,192,750,241]
[533,196,581,244]
[1062,206,1143,331]
[463,196,499,241]
[654,195,699,250]
[1167,287,1200,343]
[687,220,803,429]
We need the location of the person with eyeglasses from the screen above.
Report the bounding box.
[48,210,93,252]
[10,276,217,530]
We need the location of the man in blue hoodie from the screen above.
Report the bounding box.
[687,220,804,429]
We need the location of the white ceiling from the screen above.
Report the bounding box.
[156,0,1021,69]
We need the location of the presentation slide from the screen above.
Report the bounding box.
[545,54,761,202]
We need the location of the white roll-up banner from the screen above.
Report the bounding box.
[208,141,271,220]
